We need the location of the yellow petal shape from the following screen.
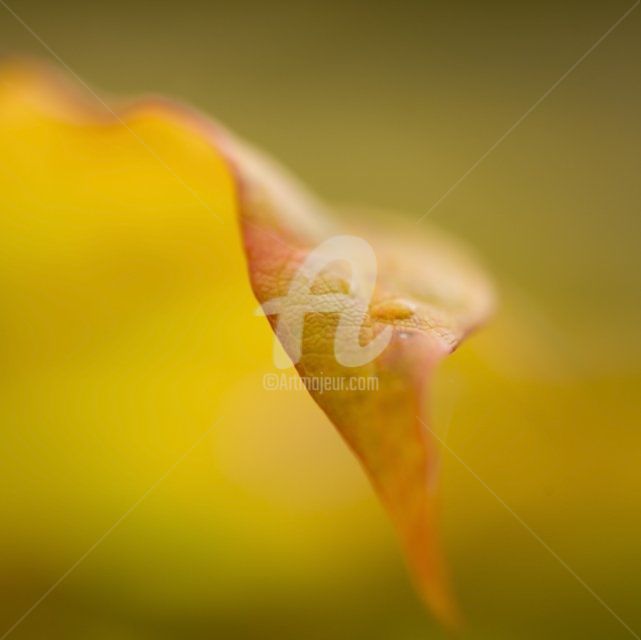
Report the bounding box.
[0,57,493,630]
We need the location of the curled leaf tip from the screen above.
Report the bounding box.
[217,127,494,627]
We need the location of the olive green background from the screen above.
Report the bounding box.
[1,1,640,639]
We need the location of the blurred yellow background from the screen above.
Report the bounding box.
[0,1,640,639]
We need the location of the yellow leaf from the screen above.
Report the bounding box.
[0,57,493,629]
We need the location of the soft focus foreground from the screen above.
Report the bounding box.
[0,62,394,638]
[1,1,641,638]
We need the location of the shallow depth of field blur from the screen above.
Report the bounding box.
[1,1,640,639]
